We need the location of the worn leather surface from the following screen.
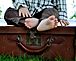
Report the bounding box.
[0,26,75,60]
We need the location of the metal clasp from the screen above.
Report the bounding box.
[47,36,54,46]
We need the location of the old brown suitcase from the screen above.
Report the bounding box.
[0,26,75,60]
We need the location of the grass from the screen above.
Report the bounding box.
[0,54,74,61]
[75,57,76,61]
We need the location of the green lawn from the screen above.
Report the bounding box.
[0,54,74,61]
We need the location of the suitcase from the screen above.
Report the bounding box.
[0,26,75,60]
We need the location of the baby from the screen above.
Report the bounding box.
[4,7,68,31]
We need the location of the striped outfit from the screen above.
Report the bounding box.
[13,0,67,20]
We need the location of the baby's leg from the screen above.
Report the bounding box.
[4,7,23,26]
[40,8,59,20]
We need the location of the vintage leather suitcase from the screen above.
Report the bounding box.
[0,26,75,60]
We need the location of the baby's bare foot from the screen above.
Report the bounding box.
[24,18,39,29]
[37,15,58,31]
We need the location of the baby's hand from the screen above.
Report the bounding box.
[59,20,69,26]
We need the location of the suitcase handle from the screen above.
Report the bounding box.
[16,35,52,53]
